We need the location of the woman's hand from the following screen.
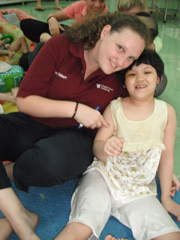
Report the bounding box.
[75,104,108,129]
[104,136,124,157]
[48,17,65,36]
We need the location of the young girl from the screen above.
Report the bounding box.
[55,49,180,240]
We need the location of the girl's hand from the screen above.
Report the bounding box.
[48,18,65,36]
[170,173,180,197]
[0,39,6,47]
[75,104,108,129]
[104,136,124,157]
[161,196,180,222]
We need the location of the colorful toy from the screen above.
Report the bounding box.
[0,65,24,92]
[1,34,14,44]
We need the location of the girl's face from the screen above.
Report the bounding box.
[125,63,160,99]
[97,26,145,74]
[85,0,106,14]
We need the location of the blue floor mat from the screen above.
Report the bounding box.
[0,178,180,240]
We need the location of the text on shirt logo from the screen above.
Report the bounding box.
[96,84,113,93]
[55,71,67,79]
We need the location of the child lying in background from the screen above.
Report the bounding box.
[0,35,28,59]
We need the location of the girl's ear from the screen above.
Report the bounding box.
[100,25,111,40]
[157,76,162,84]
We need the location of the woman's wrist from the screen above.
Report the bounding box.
[72,102,79,119]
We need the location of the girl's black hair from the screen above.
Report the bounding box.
[117,49,164,85]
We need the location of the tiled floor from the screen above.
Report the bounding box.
[1,0,180,176]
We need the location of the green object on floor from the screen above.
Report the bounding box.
[0,65,24,92]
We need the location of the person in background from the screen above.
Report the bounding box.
[117,0,147,14]
[36,0,62,11]
[54,49,180,240]
[0,35,28,60]
[21,0,108,43]
[117,0,162,53]
[19,0,109,71]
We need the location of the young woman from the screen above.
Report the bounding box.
[1,12,148,191]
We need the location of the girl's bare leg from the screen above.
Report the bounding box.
[55,0,62,10]
[0,187,40,240]
[153,232,180,240]
[54,222,93,240]
[10,37,29,54]
[36,0,44,10]
[0,218,13,240]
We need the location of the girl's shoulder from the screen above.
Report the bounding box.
[166,102,176,117]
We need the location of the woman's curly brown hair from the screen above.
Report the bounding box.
[64,12,149,50]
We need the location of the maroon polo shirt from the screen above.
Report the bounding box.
[18,34,128,129]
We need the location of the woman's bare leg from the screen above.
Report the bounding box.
[0,187,40,240]
[40,33,52,43]
[0,218,13,240]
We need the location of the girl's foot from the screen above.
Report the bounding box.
[55,5,63,10]
[0,217,13,240]
[36,3,44,11]
[105,235,128,240]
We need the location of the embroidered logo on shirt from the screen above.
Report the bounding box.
[55,71,67,79]
[96,84,113,93]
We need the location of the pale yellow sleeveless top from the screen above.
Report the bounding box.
[87,98,168,197]
[111,97,167,152]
